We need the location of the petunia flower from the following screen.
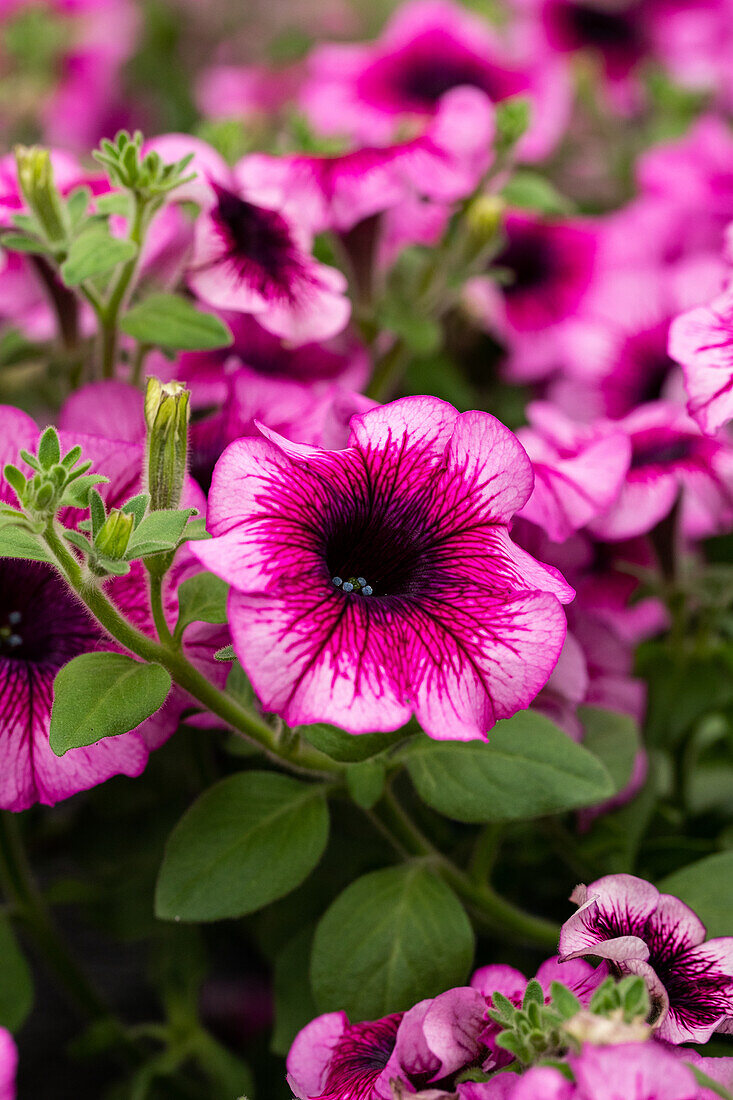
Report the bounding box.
[465,211,598,383]
[0,1028,16,1100]
[587,401,733,542]
[559,874,733,1043]
[187,180,350,346]
[287,1010,405,1100]
[669,284,733,435]
[0,406,227,812]
[516,403,631,542]
[298,0,570,161]
[192,396,573,740]
[288,988,486,1100]
[235,86,495,235]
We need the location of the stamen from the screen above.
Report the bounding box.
[331,576,373,596]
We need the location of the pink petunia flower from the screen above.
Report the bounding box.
[669,283,733,435]
[184,171,350,344]
[517,403,631,542]
[288,987,486,1100]
[298,0,571,161]
[192,396,573,740]
[466,211,599,383]
[0,406,227,812]
[559,874,733,1043]
[236,86,494,235]
[587,401,733,542]
[0,1028,16,1100]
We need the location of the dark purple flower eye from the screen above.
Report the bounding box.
[315,1014,402,1100]
[210,184,311,306]
[0,560,99,666]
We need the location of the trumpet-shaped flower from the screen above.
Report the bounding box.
[193,397,573,740]
[559,874,733,1043]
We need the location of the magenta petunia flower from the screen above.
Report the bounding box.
[298,0,570,161]
[0,406,227,812]
[669,284,733,435]
[236,86,494,235]
[517,403,631,542]
[187,178,350,345]
[193,397,573,739]
[287,1010,404,1100]
[288,988,486,1100]
[465,211,598,382]
[0,1028,16,1100]
[586,401,733,542]
[559,874,733,1043]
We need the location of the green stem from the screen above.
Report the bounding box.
[130,342,151,388]
[375,788,560,950]
[42,522,342,779]
[148,566,174,647]
[99,195,148,380]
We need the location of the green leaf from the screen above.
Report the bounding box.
[1,234,50,254]
[659,852,733,937]
[60,473,109,509]
[61,227,137,285]
[311,864,474,1019]
[37,426,60,469]
[125,508,194,558]
[271,927,318,1056]
[174,571,228,638]
[66,185,91,227]
[94,192,131,217]
[404,711,614,823]
[300,722,411,762]
[0,526,52,562]
[579,706,639,794]
[501,171,573,215]
[214,644,236,662]
[346,759,386,810]
[155,773,329,921]
[0,914,33,1031]
[120,294,233,351]
[49,652,171,755]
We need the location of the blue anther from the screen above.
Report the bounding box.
[332,576,343,587]
[362,585,373,596]
[342,582,354,593]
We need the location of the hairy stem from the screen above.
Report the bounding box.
[99,195,148,380]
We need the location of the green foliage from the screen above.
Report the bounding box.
[60,226,138,285]
[271,927,318,1057]
[578,706,640,794]
[0,915,33,1032]
[501,171,573,215]
[155,773,330,921]
[404,711,615,823]
[49,652,172,755]
[310,863,474,1019]
[299,722,412,762]
[174,572,229,640]
[93,130,195,200]
[345,759,387,809]
[660,851,733,937]
[120,294,233,351]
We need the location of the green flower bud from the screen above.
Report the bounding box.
[94,509,134,560]
[144,377,190,513]
[14,145,67,244]
[465,194,504,246]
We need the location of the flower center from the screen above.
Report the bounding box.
[566,2,640,49]
[210,184,310,305]
[630,434,694,470]
[495,232,554,295]
[325,509,431,599]
[316,1014,403,1100]
[0,559,100,664]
